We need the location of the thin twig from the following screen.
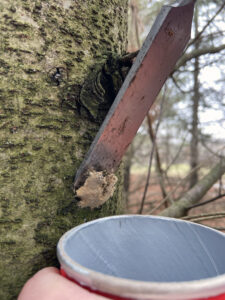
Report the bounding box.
[219,174,223,195]
[200,136,225,159]
[198,30,225,43]
[188,193,225,210]
[129,183,146,195]
[147,113,169,203]
[139,88,166,214]
[170,75,192,94]
[198,56,225,70]
[182,211,225,220]
[148,163,203,215]
[129,177,158,195]
[187,2,225,49]
[138,130,157,214]
[128,198,158,208]
[175,44,225,71]
[186,214,225,223]
[165,133,188,173]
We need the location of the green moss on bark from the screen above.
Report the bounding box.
[0,0,128,299]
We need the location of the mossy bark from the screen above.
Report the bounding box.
[0,1,128,298]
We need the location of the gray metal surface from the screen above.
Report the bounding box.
[74,0,196,189]
[60,216,225,282]
[57,215,225,300]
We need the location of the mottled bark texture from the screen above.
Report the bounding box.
[0,1,128,298]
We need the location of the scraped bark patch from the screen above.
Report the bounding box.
[76,171,118,209]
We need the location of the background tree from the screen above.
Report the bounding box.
[126,0,225,221]
[174,1,225,188]
[189,2,200,188]
[0,1,128,299]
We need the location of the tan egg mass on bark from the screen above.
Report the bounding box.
[76,170,118,209]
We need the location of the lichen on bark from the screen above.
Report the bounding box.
[0,0,128,298]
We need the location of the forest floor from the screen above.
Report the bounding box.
[126,173,225,232]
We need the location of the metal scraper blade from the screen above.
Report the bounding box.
[74,0,196,190]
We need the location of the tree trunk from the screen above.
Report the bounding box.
[160,157,225,218]
[189,4,200,188]
[0,1,128,299]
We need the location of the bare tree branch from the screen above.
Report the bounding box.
[199,135,225,159]
[160,158,225,218]
[175,44,225,71]
[170,75,192,94]
[187,193,225,210]
[199,30,225,43]
[185,214,225,223]
[187,2,225,49]
[183,211,225,220]
[198,55,224,70]
[139,89,166,214]
[148,163,202,214]
[147,113,169,204]
[165,133,188,174]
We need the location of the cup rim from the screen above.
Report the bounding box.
[57,215,225,299]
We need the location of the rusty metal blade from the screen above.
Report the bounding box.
[74,0,196,189]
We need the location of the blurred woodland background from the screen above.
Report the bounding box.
[124,0,225,230]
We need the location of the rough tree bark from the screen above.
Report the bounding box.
[0,1,128,299]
